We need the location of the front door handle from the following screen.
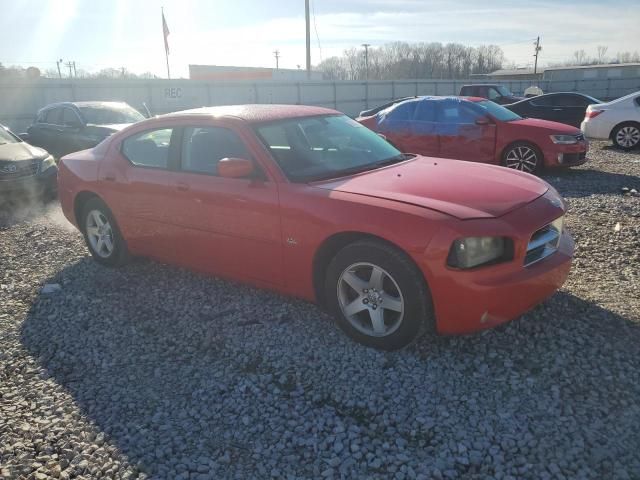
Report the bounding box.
[552,108,563,111]
[175,182,190,192]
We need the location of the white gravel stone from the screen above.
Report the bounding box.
[0,142,639,479]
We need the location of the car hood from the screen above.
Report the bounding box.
[0,141,48,162]
[87,123,132,132]
[311,157,548,219]
[510,117,581,134]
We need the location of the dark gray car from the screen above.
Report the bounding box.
[0,124,57,199]
[26,101,144,158]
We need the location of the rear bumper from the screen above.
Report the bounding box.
[0,165,57,197]
[433,231,573,335]
[581,120,610,140]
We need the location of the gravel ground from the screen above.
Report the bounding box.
[1,141,639,480]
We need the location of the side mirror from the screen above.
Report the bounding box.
[475,116,492,126]
[218,157,255,179]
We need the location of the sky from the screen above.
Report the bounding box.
[1,0,638,78]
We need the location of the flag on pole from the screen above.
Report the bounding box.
[162,9,170,55]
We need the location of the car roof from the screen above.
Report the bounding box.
[38,101,132,112]
[167,104,339,123]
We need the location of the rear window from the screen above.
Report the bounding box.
[80,105,144,125]
[476,100,522,122]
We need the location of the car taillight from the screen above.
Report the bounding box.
[585,110,604,119]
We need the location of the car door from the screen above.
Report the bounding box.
[553,94,590,127]
[376,101,418,152]
[60,107,89,156]
[436,99,496,163]
[165,124,282,286]
[30,107,62,155]
[407,99,439,156]
[104,126,178,259]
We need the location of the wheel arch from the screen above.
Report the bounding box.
[311,231,430,307]
[609,120,640,139]
[73,191,104,227]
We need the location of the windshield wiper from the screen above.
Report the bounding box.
[308,153,414,182]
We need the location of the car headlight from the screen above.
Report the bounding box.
[550,134,578,145]
[447,236,511,269]
[41,155,56,170]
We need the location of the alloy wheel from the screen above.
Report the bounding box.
[616,126,640,148]
[505,146,539,173]
[337,262,404,337]
[85,209,114,258]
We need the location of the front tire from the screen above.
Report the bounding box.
[324,240,433,350]
[612,123,640,151]
[81,198,129,267]
[502,142,542,174]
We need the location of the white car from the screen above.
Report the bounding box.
[581,91,640,150]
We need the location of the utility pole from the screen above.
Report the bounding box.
[533,36,542,75]
[362,43,371,80]
[56,59,63,78]
[72,61,77,77]
[305,0,311,79]
[65,61,74,78]
[273,50,280,70]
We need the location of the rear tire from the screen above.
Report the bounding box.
[612,122,640,151]
[502,142,542,174]
[324,240,433,350]
[80,197,129,267]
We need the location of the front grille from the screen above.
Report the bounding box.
[0,160,39,181]
[562,151,587,163]
[524,217,563,267]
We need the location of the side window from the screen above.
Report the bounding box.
[62,108,82,127]
[437,101,480,124]
[387,101,418,121]
[44,108,62,125]
[122,128,173,168]
[181,127,250,175]
[414,101,436,122]
[488,88,501,100]
[554,95,583,107]
[530,96,554,107]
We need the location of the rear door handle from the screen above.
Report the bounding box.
[104,175,116,182]
[552,108,563,111]
[175,182,190,192]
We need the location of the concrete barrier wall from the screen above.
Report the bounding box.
[1,77,639,132]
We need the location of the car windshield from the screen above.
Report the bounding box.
[495,85,513,96]
[79,104,144,125]
[255,114,409,182]
[477,100,522,122]
[0,127,20,145]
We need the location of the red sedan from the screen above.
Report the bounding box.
[58,105,574,350]
[357,96,588,173]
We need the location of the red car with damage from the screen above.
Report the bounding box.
[58,105,574,350]
[357,96,588,173]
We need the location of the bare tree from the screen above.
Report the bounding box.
[596,45,608,64]
[573,50,588,65]
[317,41,505,80]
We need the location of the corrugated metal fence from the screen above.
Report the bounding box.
[1,77,639,132]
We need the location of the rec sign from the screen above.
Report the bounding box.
[164,87,183,99]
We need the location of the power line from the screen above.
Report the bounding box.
[273,49,280,70]
[310,0,322,63]
[533,36,542,74]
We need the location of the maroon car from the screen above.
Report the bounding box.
[357,96,588,173]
